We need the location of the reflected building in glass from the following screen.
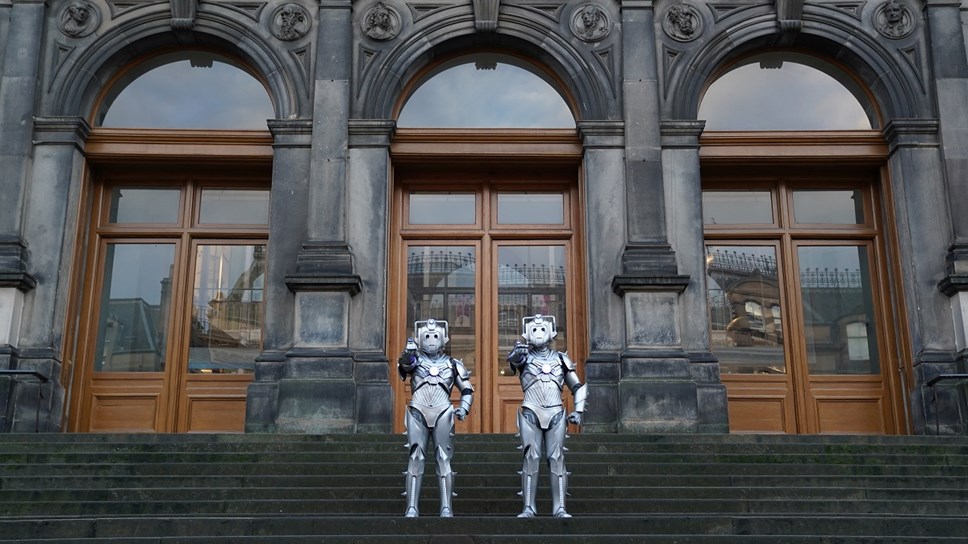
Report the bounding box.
[0,0,966,437]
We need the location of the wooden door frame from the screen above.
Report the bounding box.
[388,129,585,433]
[64,133,272,432]
[700,131,908,434]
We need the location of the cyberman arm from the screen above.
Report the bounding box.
[398,338,419,381]
[561,353,587,425]
[507,342,529,375]
[452,359,475,420]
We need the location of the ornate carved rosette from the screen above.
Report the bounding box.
[361,2,402,41]
[270,3,312,41]
[874,0,915,40]
[58,0,100,38]
[662,2,704,42]
[570,3,611,42]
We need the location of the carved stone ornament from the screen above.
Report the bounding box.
[571,3,611,42]
[58,0,100,38]
[270,3,312,41]
[874,0,915,40]
[662,2,703,42]
[361,2,402,41]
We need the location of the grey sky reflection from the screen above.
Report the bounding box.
[398,62,575,128]
[699,61,872,131]
[99,60,274,130]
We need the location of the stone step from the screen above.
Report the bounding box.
[1,515,967,541]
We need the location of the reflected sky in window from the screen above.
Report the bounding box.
[699,54,873,131]
[98,54,274,130]
[398,55,575,128]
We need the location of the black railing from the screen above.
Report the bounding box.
[0,369,49,433]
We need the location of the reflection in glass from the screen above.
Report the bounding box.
[97,52,274,129]
[699,52,873,130]
[189,245,265,374]
[94,244,175,372]
[793,190,864,224]
[199,189,270,225]
[706,246,786,374]
[498,246,567,376]
[409,193,476,225]
[497,193,564,225]
[702,191,773,225]
[397,53,575,128]
[406,246,477,375]
[109,188,181,224]
[798,246,880,375]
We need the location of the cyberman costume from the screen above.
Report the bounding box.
[507,314,587,518]
[398,319,474,518]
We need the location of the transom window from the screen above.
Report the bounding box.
[397,53,575,128]
[95,51,274,130]
[698,52,875,131]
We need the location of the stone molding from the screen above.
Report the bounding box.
[347,119,396,147]
[472,0,500,31]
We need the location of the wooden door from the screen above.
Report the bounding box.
[69,177,267,432]
[704,178,902,434]
[390,176,584,433]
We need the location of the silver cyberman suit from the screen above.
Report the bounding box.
[398,319,474,518]
[507,314,587,518]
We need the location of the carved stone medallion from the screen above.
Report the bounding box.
[571,3,611,42]
[874,0,915,40]
[270,3,312,41]
[58,0,100,38]
[662,2,703,42]
[361,2,402,41]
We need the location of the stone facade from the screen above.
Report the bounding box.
[0,0,966,434]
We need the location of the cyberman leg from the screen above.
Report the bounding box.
[516,408,543,518]
[546,413,571,518]
[403,408,430,517]
[432,407,457,517]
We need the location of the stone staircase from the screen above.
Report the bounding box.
[1,433,967,542]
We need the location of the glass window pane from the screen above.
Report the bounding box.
[109,188,180,224]
[406,246,477,376]
[699,52,873,130]
[497,193,564,225]
[189,245,265,374]
[706,246,786,374]
[199,189,270,225]
[702,191,773,225]
[409,193,476,225]
[798,246,880,375]
[398,53,574,128]
[497,246,567,377]
[793,190,865,224]
[97,52,273,129]
[94,244,175,372]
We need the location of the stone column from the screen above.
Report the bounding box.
[661,120,728,433]
[246,119,312,432]
[885,120,965,434]
[347,119,396,433]
[578,121,626,433]
[0,0,45,431]
[275,0,363,433]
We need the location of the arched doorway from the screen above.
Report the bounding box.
[67,50,274,432]
[387,53,586,433]
[699,51,906,434]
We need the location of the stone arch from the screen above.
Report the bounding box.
[664,4,928,124]
[48,4,308,122]
[356,4,619,121]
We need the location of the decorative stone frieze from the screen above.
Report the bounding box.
[57,1,100,38]
[662,2,702,42]
[361,2,402,41]
[571,3,611,42]
[875,0,915,39]
[270,3,312,41]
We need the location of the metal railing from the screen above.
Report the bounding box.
[0,369,49,433]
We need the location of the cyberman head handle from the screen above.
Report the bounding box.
[521,314,557,348]
[413,318,449,355]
